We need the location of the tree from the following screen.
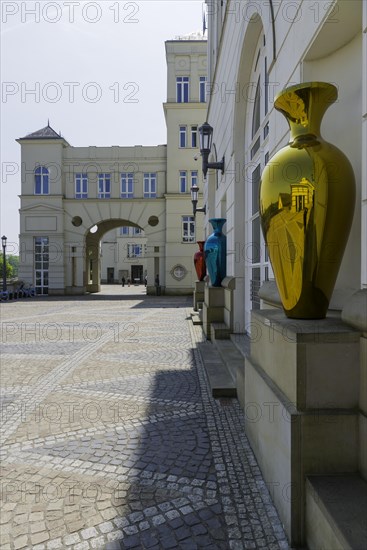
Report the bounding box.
[7,255,19,277]
[0,256,14,279]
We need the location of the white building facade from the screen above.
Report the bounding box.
[203,0,366,547]
[101,226,148,285]
[17,37,208,295]
[204,0,364,331]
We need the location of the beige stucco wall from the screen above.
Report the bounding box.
[63,145,167,200]
[205,1,366,544]
[19,140,66,196]
[18,38,207,295]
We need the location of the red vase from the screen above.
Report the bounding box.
[194,241,206,281]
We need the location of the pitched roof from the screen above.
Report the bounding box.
[18,124,69,144]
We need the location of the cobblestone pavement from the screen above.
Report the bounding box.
[0,286,290,549]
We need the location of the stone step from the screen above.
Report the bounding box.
[213,339,244,384]
[230,333,251,359]
[306,474,367,550]
[198,342,236,398]
[190,311,203,325]
[211,322,231,340]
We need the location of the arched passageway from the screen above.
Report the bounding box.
[84,219,154,293]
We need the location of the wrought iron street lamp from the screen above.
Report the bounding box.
[190,184,206,216]
[198,121,225,178]
[2,235,7,292]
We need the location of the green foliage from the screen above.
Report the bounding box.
[7,255,19,277]
[0,255,14,279]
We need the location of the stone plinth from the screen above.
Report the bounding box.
[342,289,367,480]
[241,310,360,547]
[222,276,236,330]
[250,309,360,410]
[86,283,101,293]
[65,286,85,295]
[193,280,205,311]
[202,285,224,339]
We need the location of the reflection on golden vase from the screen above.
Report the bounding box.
[260,82,355,319]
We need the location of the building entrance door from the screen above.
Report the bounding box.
[131,265,143,284]
[107,268,114,284]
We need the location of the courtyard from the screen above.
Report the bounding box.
[0,287,289,549]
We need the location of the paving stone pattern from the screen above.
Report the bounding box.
[0,286,289,549]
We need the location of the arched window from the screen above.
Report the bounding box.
[244,34,271,328]
[35,166,49,195]
[252,77,261,138]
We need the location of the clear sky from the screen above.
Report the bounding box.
[0,0,205,252]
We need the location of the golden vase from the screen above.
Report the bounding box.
[259,82,355,319]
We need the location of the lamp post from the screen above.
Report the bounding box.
[2,235,7,292]
[198,121,225,178]
[190,184,206,216]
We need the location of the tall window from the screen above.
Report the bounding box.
[75,173,88,199]
[244,35,270,328]
[179,171,187,193]
[264,57,269,115]
[252,77,261,139]
[34,237,49,295]
[176,76,189,103]
[127,244,143,258]
[199,76,207,102]
[179,125,187,148]
[133,227,142,235]
[191,170,198,188]
[182,216,195,242]
[144,173,157,198]
[191,125,198,148]
[120,226,129,235]
[98,173,111,198]
[121,172,134,198]
[250,164,262,310]
[35,166,49,195]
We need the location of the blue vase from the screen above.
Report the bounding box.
[204,218,226,287]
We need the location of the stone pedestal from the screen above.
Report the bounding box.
[193,280,205,311]
[87,283,101,293]
[239,309,360,546]
[222,276,236,330]
[342,289,367,481]
[65,286,85,295]
[202,285,224,339]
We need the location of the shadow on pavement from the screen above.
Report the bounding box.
[103,354,229,550]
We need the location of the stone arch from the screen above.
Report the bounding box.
[232,14,265,156]
[85,219,137,292]
[64,200,166,294]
